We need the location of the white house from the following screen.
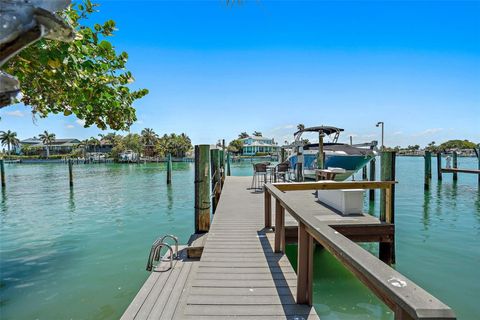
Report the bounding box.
[240,136,280,156]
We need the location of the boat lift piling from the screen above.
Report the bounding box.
[194,145,210,233]
[452,151,458,181]
[380,151,396,264]
[435,150,480,186]
[166,154,172,185]
[317,132,325,170]
[369,158,376,200]
[68,159,73,187]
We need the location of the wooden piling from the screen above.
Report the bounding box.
[424,151,432,189]
[68,159,73,187]
[369,158,376,201]
[297,221,313,305]
[317,133,325,170]
[380,151,396,265]
[478,148,480,186]
[1,159,5,188]
[437,152,442,181]
[210,149,221,212]
[226,152,231,176]
[452,151,458,181]
[167,153,172,185]
[195,145,211,233]
[280,148,286,163]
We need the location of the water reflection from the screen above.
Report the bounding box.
[1,187,7,212]
[166,184,174,212]
[422,189,432,230]
[69,187,76,212]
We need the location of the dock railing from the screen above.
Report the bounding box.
[264,181,456,320]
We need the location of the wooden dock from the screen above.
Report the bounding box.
[122,175,455,319]
[122,176,319,319]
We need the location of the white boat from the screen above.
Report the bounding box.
[287,126,377,181]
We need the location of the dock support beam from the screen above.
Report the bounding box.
[380,151,396,265]
[68,159,73,187]
[452,151,458,181]
[167,153,172,185]
[1,159,5,189]
[437,152,442,181]
[274,199,285,253]
[195,145,211,233]
[369,158,376,201]
[297,222,313,305]
[424,151,431,189]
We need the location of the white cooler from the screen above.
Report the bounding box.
[317,188,365,215]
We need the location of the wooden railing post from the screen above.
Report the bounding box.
[264,187,272,228]
[297,222,313,305]
[195,145,211,233]
[369,158,376,200]
[274,199,285,253]
[380,151,396,265]
[210,149,221,212]
[226,152,231,176]
[424,151,431,189]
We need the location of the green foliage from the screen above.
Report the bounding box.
[297,123,305,131]
[438,140,477,150]
[155,133,192,157]
[238,132,249,139]
[0,130,20,154]
[4,0,148,130]
[252,131,262,137]
[228,139,243,154]
[111,133,143,160]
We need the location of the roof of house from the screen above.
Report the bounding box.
[20,138,81,146]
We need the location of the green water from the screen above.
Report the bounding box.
[0,157,479,319]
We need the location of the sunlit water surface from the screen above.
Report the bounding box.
[1,157,479,319]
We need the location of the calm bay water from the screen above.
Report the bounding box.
[1,157,479,319]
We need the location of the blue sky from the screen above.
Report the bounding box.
[1,0,479,147]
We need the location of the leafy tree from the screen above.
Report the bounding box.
[39,131,56,157]
[228,139,244,154]
[238,132,249,139]
[154,133,192,157]
[3,0,148,130]
[439,139,477,150]
[407,145,420,151]
[252,131,262,137]
[89,137,100,153]
[297,123,305,131]
[0,130,20,155]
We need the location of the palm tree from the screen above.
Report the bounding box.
[141,128,158,146]
[297,123,305,131]
[252,131,262,137]
[238,132,249,139]
[39,130,55,157]
[0,130,20,155]
[89,137,100,153]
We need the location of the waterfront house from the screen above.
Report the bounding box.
[19,138,81,155]
[240,136,280,156]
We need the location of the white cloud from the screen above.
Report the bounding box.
[75,119,86,126]
[393,131,403,135]
[4,110,24,117]
[66,124,75,129]
[413,128,443,137]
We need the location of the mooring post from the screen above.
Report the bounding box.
[195,145,211,233]
[226,152,231,176]
[452,151,458,181]
[477,148,480,186]
[380,151,396,265]
[210,149,221,212]
[280,148,286,163]
[68,159,73,187]
[166,153,172,185]
[1,159,5,188]
[437,152,443,181]
[369,158,376,201]
[424,151,432,189]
